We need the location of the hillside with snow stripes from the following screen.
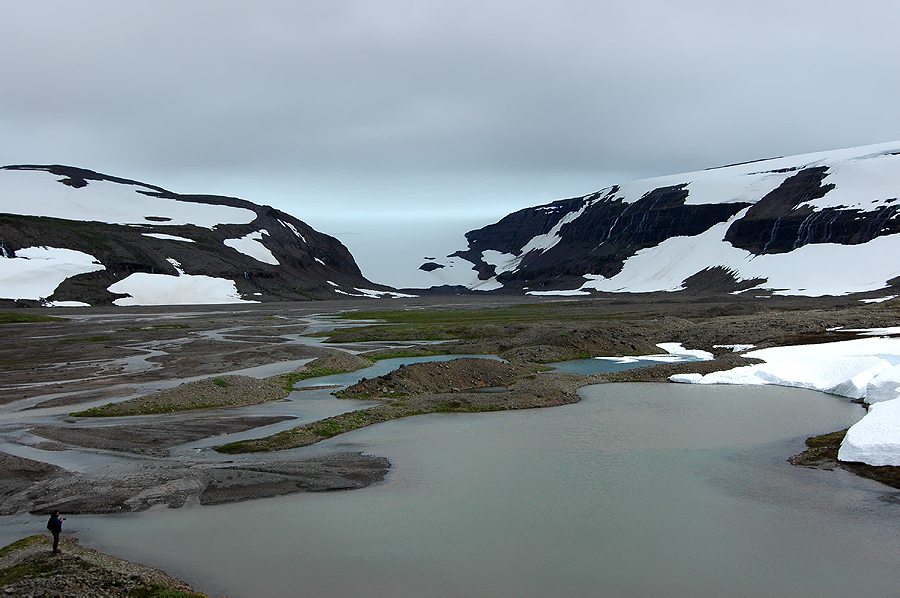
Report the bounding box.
[425,141,900,298]
[0,165,392,305]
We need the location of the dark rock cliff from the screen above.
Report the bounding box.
[724,167,900,253]
[437,158,900,293]
[452,185,749,288]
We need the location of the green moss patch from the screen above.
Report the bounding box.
[790,428,900,489]
[0,312,68,324]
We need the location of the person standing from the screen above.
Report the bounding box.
[47,511,64,553]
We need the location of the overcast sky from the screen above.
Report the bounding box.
[3,1,900,287]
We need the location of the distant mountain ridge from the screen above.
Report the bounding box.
[0,165,397,306]
[423,141,900,297]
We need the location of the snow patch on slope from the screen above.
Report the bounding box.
[0,169,256,228]
[108,271,256,306]
[576,210,900,296]
[279,219,306,243]
[0,247,104,301]
[224,230,279,265]
[609,141,900,207]
[142,233,195,243]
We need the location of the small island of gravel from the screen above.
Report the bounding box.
[217,357,600,453]
[71,374,292,417]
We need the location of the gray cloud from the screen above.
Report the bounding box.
[3,0,900,281]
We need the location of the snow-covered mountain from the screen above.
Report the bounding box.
[0,165,400,306]
[423,141,900,298]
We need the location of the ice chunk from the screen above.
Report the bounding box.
[656,343,714,361]
[838,398,900,466]
[670,337,900,399]
[865,365,900,405]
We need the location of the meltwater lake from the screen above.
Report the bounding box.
[4,363,900,597]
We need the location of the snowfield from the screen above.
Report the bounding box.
[108,272,256,306]
[0,168,256,227]
[668,333,900,466]
[224,230,279,265]
[107,257,256,306]
[0,247,104,301]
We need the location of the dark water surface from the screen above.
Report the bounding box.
[10,382,900,597]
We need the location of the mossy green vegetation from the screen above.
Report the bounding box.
[0,556,65,586]
[0,312,68,324]
[337,303,626,325]
[364,348,454,361]
[318,303,633,344]
[0,535,208,597]
[0,536,42,558]
[72,403,185,417]
[790,428,900,489]
[215,397,519,454]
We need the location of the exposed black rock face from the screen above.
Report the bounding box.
[453,185,749,287]
[724,167,900,253]
[419,262,444,272]
[0,165,388,304]
[441,148,900,295]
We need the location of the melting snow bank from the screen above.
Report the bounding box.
[0,246,104,301]
[669,336,900,466]
[108,272,257,306]
[597,343,714,364]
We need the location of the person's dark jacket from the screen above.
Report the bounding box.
[47,515,62,534]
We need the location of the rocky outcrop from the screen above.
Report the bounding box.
[724,167,900,253]
[456,185,749,285]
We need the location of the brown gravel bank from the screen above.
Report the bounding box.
[0,535,205,597]
[71,374,291,417]
[217,358,600,453]
[1,452,390,515]
[29,415,295,456]
[0,453,66,516]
